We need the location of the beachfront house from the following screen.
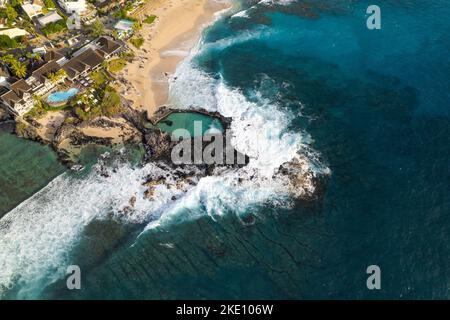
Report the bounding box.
[0,51,67,116]
[0,36,124,115]
[62,48,104,81]
[95,36,124,59]
[0,79,35,115]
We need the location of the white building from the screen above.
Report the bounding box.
[37,11,63,26]
[0,28,29,38]
[0,52,66,116]
[57,0,87,15]
[21,3,44,19]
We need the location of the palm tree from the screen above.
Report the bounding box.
[48,72,57,84]
[11,61,27,78]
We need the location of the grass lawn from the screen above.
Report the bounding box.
[130,37,145,49]
[143,15,157,24]
[108,58,127,73]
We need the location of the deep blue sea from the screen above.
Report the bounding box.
[0,0,449,299]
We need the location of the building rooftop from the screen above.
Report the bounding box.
[31,60,62,84]
[0,28,29,38]
[95,36,122,56]
[38,11,64,26]
[63,48,104,79]
[22,3,43,18]
[0,79,33,106]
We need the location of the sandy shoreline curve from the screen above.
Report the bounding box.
[118,0,233,118]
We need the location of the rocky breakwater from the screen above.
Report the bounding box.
[133,107,324,211]
[0,108,14,132]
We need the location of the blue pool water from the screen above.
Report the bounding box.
[47,88,79,104]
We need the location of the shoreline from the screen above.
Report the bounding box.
[118,0,232,118]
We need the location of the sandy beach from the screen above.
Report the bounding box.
[117,0,231,118]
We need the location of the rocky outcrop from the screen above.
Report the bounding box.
[0,109,14,132]
[0,108,11,122]
[15,120,42,142]
[10,103,323,205]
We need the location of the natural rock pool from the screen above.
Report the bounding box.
[156,112,224,137]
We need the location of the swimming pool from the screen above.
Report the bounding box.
[47,88,79,104]
[157,112,224,137]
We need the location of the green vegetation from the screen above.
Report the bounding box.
[0,54,27,78]
[143,15,157,25]
[15,121,28,136]
[101,85,122,116]
[25,96,47,118]
[74,85,123,121]
[132,21,143,33]
[43,0,56,9]
[0,35,27,50]
[0,5,18,26]
[0,54,16,65]
[113,8,136,22]
[41,19,67,36]
[107,58,127,73]
[26,95,73,119]
[89,18,105,37]
[48,69,67,84]
[120,50,135,61]
[11,61,27,78]
[90,70,110,88]
[130,37,144,49]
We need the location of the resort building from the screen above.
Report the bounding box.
[0,28,29,38]
[0,79,35,116]
[0,51,66,116]
[37,11,64,26]
[21,2,44,19]
[57,0,87,15]
[95,36,124,58]
[62,48,104,81]
[59,36,123,80]
[0,37,124,115]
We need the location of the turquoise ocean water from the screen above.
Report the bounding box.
[0,0,449,299]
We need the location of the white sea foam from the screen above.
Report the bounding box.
[0,161,190,298]
[232,9,250,18]
[258,0,296,6]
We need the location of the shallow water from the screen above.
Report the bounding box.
[0,130,64,218]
